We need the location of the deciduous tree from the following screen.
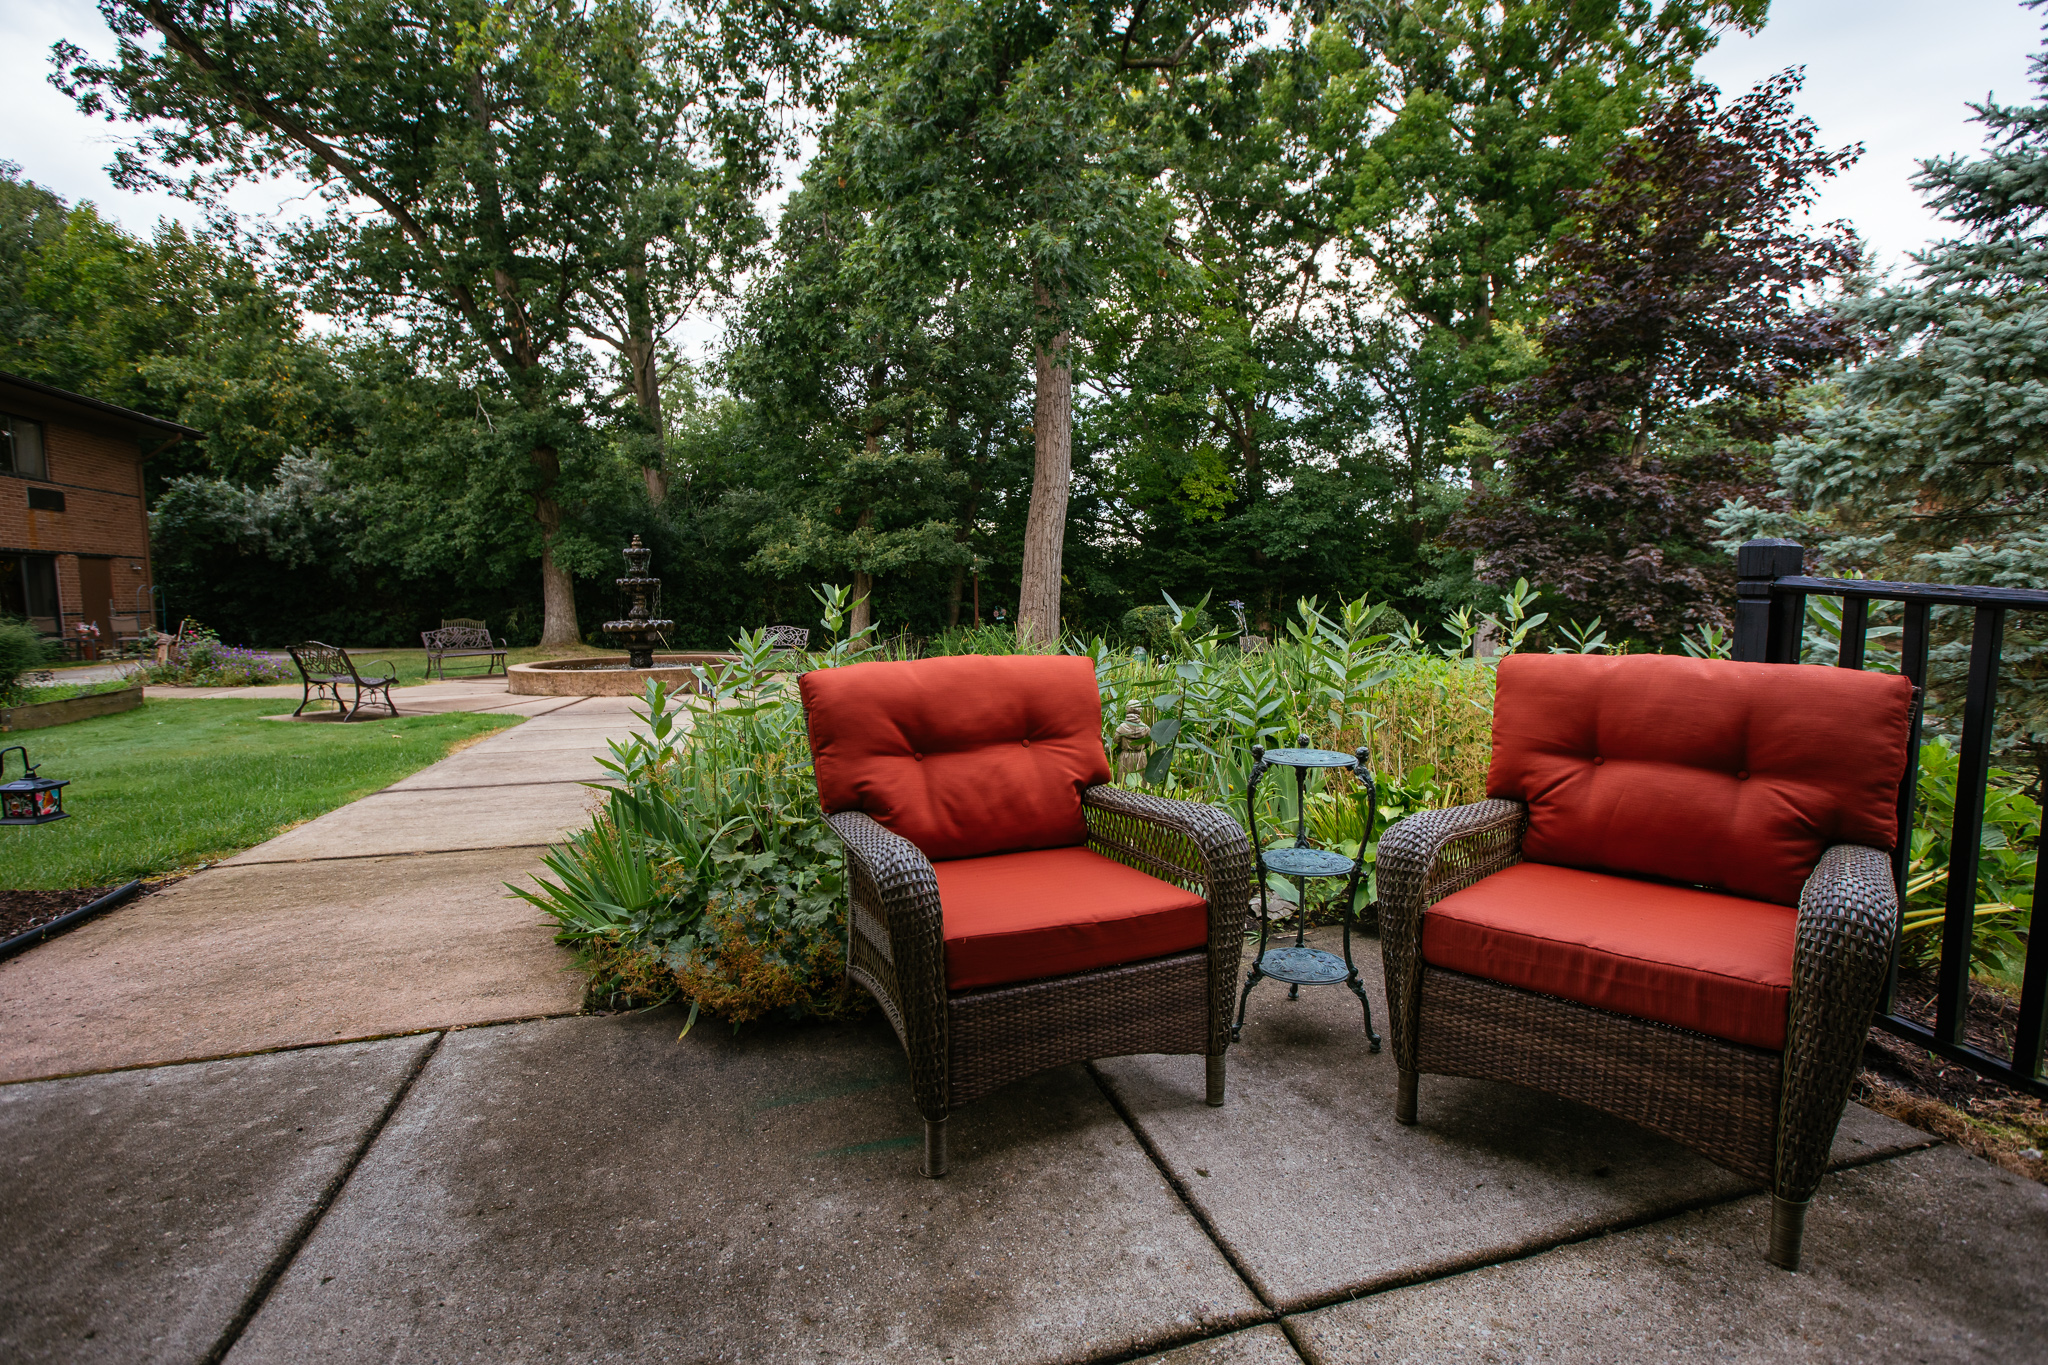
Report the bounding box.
[1454,72,1859,640]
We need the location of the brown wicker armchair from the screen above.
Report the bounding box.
[801,655,1251,1177]
[1376,653,1914,1271]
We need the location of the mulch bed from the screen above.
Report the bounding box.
[1857,967,2047,1184]
[0,881,171,950]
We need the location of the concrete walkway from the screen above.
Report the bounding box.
[3,928,2041,1363]
[0,679,645,1084]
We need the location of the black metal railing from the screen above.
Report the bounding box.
[1735,538,2048,1099]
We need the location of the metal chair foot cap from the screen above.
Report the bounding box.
[922,1118,949,1179]
[1205,1053,1226,1106]
[1395,1068,1419,1125]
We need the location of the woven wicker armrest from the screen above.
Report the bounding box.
[824,809,949,1118]
[1371,798,1528,1071]
[1774,842,1900,1208]
[1081,784,1252,1056]
[1080,784,1251,916]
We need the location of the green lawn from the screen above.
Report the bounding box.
[0,699,520,889]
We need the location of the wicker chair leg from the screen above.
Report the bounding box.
[1768,1195,1807,1271]
[923,1118,949,1179]
[1206,1052,1226,1106]
[1396,1068,1418,1125]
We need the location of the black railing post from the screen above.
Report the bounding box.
[2017,804,2048,1081]
[1734,539,1804,663]
[1935,606,2006,1046]
[1883,601,1933,1013]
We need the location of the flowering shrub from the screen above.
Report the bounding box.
[142,623,293,687]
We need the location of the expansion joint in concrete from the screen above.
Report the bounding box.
[1084,1061,1296,1363]
[200,1031,446,1365]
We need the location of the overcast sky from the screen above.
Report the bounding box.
[1,0,2040,283]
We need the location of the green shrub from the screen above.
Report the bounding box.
[514,590,877,1023]
[0,618,55,701]
[1120,601,1215,654]
[1899,736,2037,977]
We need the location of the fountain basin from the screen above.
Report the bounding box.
[507,653,740,697]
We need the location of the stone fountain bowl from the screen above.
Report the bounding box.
[507,652,741,697]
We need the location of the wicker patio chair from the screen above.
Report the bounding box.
[800,654,1252,1177]
[1376,653,1914,1271]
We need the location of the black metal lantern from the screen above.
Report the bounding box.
[0,745,68,825]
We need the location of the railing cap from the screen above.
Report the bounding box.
[1737,539,1805,581]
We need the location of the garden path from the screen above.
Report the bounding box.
[0,678,652,1084]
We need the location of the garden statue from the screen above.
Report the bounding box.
[1114,701,1150,777]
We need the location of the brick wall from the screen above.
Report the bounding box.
[0,418,153,635]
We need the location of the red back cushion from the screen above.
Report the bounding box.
[799,655,1112,861]
[1487,653,1914,906]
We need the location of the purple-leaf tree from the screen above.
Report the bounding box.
[1451,71,1862,642]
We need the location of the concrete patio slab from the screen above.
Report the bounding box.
[0,1035,436,1365]
[1289,1143,2046,1363]
[1094,932,1932,1312]
[218,782,604,863]
[1135,1325,1303,1364]
[450,724,626,755]
[228,1010,1264,1365]
[381,747,617,790]
[0,850,578,1082]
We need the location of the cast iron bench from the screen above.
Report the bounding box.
[287,641,399,720]
[420,624,508,680]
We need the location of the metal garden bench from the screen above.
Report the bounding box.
[287,641,399,720]
[421,623,508,680]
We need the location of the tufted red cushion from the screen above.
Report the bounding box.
[933,846,1210,990]
[1488,654,1914,906]
[800,655,1112,861]
[1422,862,1796,1050]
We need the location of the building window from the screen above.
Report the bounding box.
[26,487,64,512]
[0,553,60,631]
[1,415,47,479]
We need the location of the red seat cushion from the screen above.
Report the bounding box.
[933,846,1210,991]
[1488,654,1914,906]
[1422,862,1796,1050]
[800,655,1112,861]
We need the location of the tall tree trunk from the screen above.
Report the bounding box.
[850,506,874,639]
[946,469,982,629]
[624,250,669,505]
[533,443,581,647]
[1019,327,1072,648]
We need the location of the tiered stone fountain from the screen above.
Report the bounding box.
[507,536,737,696]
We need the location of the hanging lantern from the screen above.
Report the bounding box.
[0,745,68,825]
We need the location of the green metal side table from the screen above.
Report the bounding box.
[1232,739,1381,1050]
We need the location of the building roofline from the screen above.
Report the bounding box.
[0,370,202,441]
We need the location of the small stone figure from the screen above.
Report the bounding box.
[1114,701,1151,777]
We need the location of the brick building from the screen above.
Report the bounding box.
[0,371,198,648]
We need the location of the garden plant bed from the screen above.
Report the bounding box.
[1858,969,2047,1183]
[1,681,145,732]
[0,879,177,955]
